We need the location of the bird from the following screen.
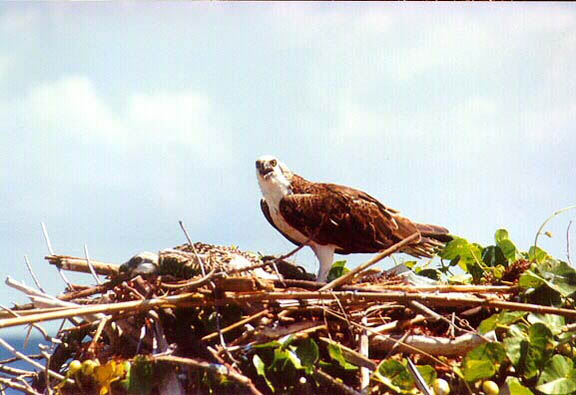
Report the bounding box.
[255,155,452,282]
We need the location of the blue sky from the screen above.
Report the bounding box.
[1,3,575,313]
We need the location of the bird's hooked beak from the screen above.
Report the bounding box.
[256,158,277,178]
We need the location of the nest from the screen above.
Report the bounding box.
[1,234,564,395]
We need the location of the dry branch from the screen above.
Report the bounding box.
[45,255,119,276]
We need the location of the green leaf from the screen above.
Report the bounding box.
[272,347,302,370]
[536,355,576,395]
[529,246,549,262]
[520,260,576,297]
[252,340,282,349]
[499,239,520,262]
[294,338,318,369]
[482,245,507,267]
[505,377,534,395]
[129,356,154,395]
[494,229,520,262]
[327,344,357,371]
[253,354,274,391]
[374,359,414,393]
[440,237,471,260]
[327,260,349,282]
[440,237,485,282]
[519,270,544,290]
[527,313,565,335]
[416,268,441,281]
[478,310,527,334]
[504,323,529,367]
[505,322,555,379]
[462,342,506,382]
[495,229,510,244]
[416,365,437,387]
[524,323,554,379]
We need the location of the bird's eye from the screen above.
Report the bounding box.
[270,159,277,167]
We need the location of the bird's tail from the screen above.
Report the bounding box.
[402,223,452,258]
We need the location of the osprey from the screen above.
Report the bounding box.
[256,155,452,282]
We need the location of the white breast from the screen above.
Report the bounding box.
[267,201,310,244]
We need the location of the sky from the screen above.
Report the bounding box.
[1,3,575,319]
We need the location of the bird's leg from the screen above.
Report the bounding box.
[311,244,336,283]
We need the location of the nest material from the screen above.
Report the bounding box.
[0,240,540,395]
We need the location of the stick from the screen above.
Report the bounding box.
[319,337,376,371]
[312,368,362,395]
[202,309,269,342]
[24,255,45,293]
[207,346,263,395]
[320,233,420,291]
[179,220,206,276]
[0,377,42,395]
[41,222,73,288]
[568,220,573,266]
[0,337,71,383]
[0,292,204,329]
[6,288,576,330]
[84,244,102,285]
[45,255,119,275]
[154,354,262,394]
[372,331,497,357]
[359,317,370,391]
[88,316,110,356]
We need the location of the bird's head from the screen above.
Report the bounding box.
[255,155,293,198]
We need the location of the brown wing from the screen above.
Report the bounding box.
[279,185,420,254]
[260,199,302,247]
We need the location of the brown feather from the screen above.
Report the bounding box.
[278,175,438,255]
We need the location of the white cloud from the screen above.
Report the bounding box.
[24,76,123,143]
[0,6,39,33]
[389,19,492,81]
[19,75,229,161]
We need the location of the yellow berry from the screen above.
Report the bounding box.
[482,380,499,395]
[68,360,82,375]
[81,359,99,376]
[433,378,450,395]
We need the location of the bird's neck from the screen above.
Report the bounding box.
[289,174,314,194]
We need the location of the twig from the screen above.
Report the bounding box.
[202,309,269,341]
[359,317,370,391]
[161,270,220,290]
[312,368,362,395]
[7,288,576,331]
[406,357,432,395]
[24,255,45,293]
[88,316,110,356]
[0,364,35,377]
[0,377,41,395]
[41,222,55,256]
[179,220,206,276]
[154,354,263,394]
[84,244,102,285]
[58,282,114,301]
[41,222,73,288]
[207,346,263,395]
[227,241,311,277]
[0,305,53,343]
[0,337,71,383]
[319,337,376,371]
[45,255,119,275]
[178,222,229,352]
[372,331,497,357]
[320,233,420,291]
[568,220,573,266]
[533,205,576,261]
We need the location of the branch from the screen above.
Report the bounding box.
[320,233,420,291]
